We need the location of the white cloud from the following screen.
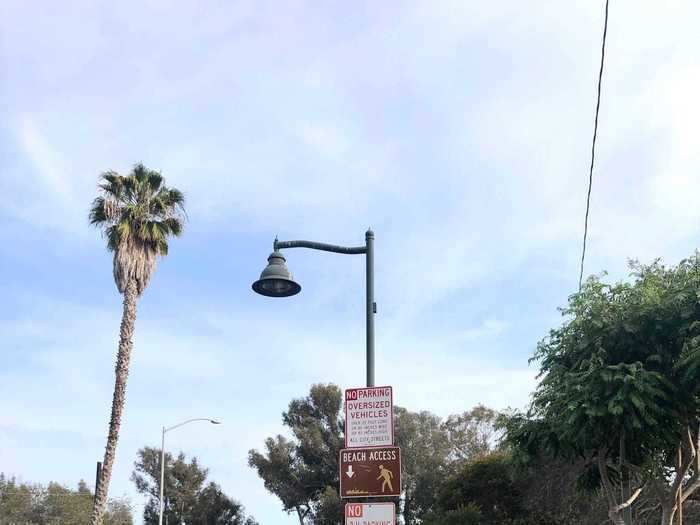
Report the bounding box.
[297,122,351,158]
[3,1,700,523]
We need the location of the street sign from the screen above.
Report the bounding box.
[345,386,393,448]
[345,503,396,525]
[340,446,401,498]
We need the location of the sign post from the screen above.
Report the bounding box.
[345,386,393,448]
[340,446,401,498]
[345,502,396,525]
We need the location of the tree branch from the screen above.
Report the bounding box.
[686,425,696,459]
[695,421,700,472]
[682,476,700,504]
[659,439,696,514]
[597,450,617,508]
[611,485,645,512]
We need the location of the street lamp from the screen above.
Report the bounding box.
[159,418,221,525]
[252,229,376,387]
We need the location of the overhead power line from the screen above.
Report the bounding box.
[579,0,610,291]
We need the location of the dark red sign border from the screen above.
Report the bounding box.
[345,502,396,524]
[344,386,394,449]
[339,446,402,499]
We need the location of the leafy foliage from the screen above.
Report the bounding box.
[395,407,453,522]
[443,405,499,463]
[0,474,132,525]
[506,254,700,522]
[421,503,482,525]
[249,384,505,524]
[131,447,257,525]
[248,383,343,523]
[436,451,524,524]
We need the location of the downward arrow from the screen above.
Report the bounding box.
[346,465,354,478]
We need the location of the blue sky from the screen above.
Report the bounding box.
[2,1,700,523]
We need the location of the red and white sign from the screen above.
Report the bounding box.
[345,386,393,448]
[345,503,395,525]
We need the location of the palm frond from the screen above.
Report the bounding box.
[89,164,186,295]
[146,171,163,194]
[106,226,119,252]
[98,171,125,199]
[155,238,169,256]
[165,188,185,207]
[163,217,183,236]
[122,176,138,204]
[89,197,108,226]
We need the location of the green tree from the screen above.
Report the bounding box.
[0,474,133,524]
[421,504,482,525]
[313,486,343,525]
[193,483,258,525]
[249,385,494,524]
[507,277,663,524]
[248,435,314,523]
[395,407,452,523]
[105,499,134,525]
[0,474,39,524]
[131,447,256,525]
[248,383,343,524]
[89,164,185,525]
[443,405,499,463]
[436,451,524,524]
[511,454,608,525]
[508,256,700,525]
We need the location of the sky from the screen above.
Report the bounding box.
[1,0,700,523]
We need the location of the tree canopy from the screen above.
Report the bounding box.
[249,384,506,524]
[248,383,343,524]
[0,474,132,525]
[506,255,700,524]
[131,447,257,525]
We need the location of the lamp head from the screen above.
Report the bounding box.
[252,251,301,297]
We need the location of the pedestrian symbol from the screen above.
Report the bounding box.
[377,464,394,493]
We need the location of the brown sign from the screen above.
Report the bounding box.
[339,446,401,498]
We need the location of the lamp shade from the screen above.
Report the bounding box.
[252,251,301,297]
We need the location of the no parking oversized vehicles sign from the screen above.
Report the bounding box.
[345,503,395,525]
[345,386,393,448]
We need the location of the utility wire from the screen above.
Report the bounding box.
[579,0,610,291]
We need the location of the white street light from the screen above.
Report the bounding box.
[159,418,221,525]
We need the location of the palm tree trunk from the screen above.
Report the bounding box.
[91,279,138,525]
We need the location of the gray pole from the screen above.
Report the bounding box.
[365,229,375,388]
[159,427,165,525]
[273,233,376,387]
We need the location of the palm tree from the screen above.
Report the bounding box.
[89,164,185,525]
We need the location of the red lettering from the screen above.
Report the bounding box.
[346,504,363,517]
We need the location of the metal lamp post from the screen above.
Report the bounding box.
[159,418,221,525]
[252,229,376,387]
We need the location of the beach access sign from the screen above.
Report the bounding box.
[339,446,401,498]
[345,503,395,525]
[345,386,393,448]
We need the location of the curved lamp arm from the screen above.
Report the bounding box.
[271,230,375,387]
[164,418,220,433]
[274,238,367,255]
